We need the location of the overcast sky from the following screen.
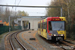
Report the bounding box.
[0,0,51,16]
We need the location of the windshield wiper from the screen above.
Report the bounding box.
[58,25,63,31]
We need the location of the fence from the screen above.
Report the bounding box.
[0,25,28,35]
[0,26,9,35]
[0,26,22,35]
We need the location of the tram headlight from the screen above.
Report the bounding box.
[54,34,56,36]
[61,34,64,36]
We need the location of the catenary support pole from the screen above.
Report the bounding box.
[61,8,62,17]
[9,16,10,32]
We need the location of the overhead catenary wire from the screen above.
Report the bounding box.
[0,5,62,16]
[18,0,21,5]
[15,0,16,16]
[15,0,21,16]
[16,0,21,12]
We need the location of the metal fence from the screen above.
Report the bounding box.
[0,26,9,35]
[10,26,22,31]
[0,26,22,35]
[0,25,28,35]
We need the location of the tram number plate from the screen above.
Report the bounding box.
[57,37,61,39]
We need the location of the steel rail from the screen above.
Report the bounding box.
[15,31,27,50]
[9,31,27,50]
[39,35,66,50]
[9,33,15,50]
[60,41,75,49]
[9,38,15,50]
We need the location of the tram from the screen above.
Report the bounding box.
[38,17,66,41]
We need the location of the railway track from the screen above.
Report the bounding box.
[38,35,75,50]
[38,35,64,50]
[6,30,27,50]
[5,31,75,50]
[52,40,75,50]
[59,41,75,50]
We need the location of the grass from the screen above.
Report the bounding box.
[0,32,8,43]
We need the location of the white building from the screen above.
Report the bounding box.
[14,16,47,30]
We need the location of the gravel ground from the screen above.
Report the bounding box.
[18,30,60,50]
[35,33,60,50]
[4,31,20,50]
[1,30,20,50]
[18,30,62,50]
[18,30,36,50]
[19,30,46,50]
[11,33,24,50]
[0,32,8,50]
[0,31,17,50]
[1,30,75,50]
[36,33,75,50]
[66,40,75,44]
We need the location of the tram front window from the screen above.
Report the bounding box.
[49,21,65,30]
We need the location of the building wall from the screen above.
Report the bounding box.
[20,17,44,30]
[29,20,41,30]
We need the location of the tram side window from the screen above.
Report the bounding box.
[38,24,40,28]
[42,23,43,29]
[38,24,39,28]
[64,21,66,30]
[40,23,41,29]
[49,21,52,30]
[39,24,40,28]
[43,22,46,29]
[41,23,42,29]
